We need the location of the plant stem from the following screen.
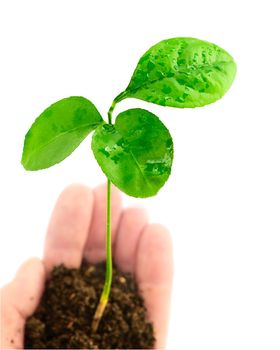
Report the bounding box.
[91,179,112,332]
[92,94,123,332]
[108,91,127,124]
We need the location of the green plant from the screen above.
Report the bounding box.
[21,37,236,331]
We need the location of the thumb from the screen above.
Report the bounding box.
[0,258,45,349]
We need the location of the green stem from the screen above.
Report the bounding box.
[101,178,112,302]
[92,178,112,332]
[108,90,127,124]
[100,95,117,301]
[92,93,126,332]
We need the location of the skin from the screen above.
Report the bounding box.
[0,184,173,349]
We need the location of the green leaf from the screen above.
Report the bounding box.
[92,108,173,198]
[22,96,104,170]
[124,37,236,108]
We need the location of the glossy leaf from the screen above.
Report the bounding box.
[124,37,236,108]
[22,96,104,170]
[92,108,173,198]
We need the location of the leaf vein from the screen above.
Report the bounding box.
[25,123,97,162]
[127,60,230,95]
[127,148,153,191]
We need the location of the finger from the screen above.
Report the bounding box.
[136,224,173,350]
[114,207,148,272]
[0,258,45,349]
[84,183,122,263]
[44,184,94,274]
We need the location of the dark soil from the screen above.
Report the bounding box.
[24,261,155,349]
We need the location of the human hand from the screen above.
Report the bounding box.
[1,184,173,349]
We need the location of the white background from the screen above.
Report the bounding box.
[0,1,279,349]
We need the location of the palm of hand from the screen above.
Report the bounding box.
[1,184,173,349]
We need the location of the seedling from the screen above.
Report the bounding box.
[21,37,236,331]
